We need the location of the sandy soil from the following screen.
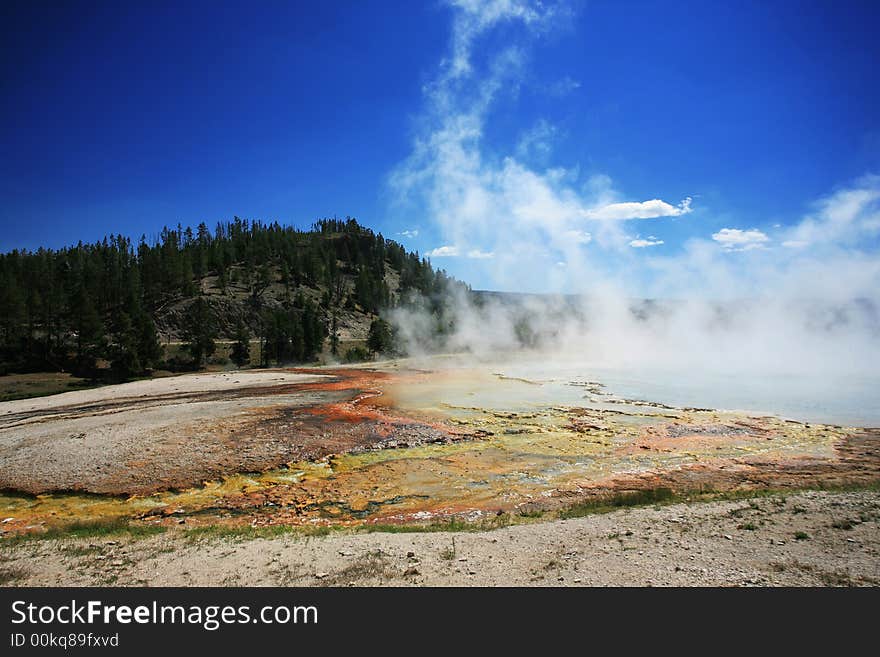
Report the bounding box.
[2,489,877,587]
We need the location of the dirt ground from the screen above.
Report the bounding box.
[0,370,357,494]
[1,365,877,587]
[2,489,877,587]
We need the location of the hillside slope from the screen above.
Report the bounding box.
[0,217,462,376]
[155,255,401,344]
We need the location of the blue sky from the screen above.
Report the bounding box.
[2,0,879,295]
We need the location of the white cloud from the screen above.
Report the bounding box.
[467,248,495,259]
[427,245,460,257]
[638,176,880,303]
[583,197,693,221]
[398,229,420,238]
[515,119,558,161]
[546,75,580,97]
[630,238,664,248]
[711,228,770,251]
[563,230,592,244]
[427,245,495,259]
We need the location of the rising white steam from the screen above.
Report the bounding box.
[387,0,880,401]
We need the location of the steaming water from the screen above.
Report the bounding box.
[498,361,880,427]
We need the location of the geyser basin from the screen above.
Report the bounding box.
[0,361,877,534]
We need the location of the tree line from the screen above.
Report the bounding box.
[0,216,457,378]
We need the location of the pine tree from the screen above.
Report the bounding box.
[290,312,305,362]
[230,320,251,368]
[0,276,25,354]
[329,313,339,356]
[181,297,217,368]
[367,317,393,355]
[301,300,324,359]
[110,312,142,379]
[73,291,104,372]
[137,313,163,369]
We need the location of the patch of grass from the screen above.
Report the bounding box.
[327,552,396,585]
[182,516,516,544]
[271,563,299,586]
[184,514,517,543]
[50,518,165,540]
[738,522,758,531]
[358,519,471,534]
[816,571,857,586]
[553,481,880,525]
[559,488,676,519]
[360,514,513,534]
[697,480,880,504]
[0,372,99,402]
[0,566,27,585]
[794,531,810,540]
[183,523,331,543]
[305,525,332,537]
[62,544,104,557]
[787,560,873,587]
[3,518,166,545]
[831,519,856,530]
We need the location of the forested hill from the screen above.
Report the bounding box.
[0,217,463,378]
